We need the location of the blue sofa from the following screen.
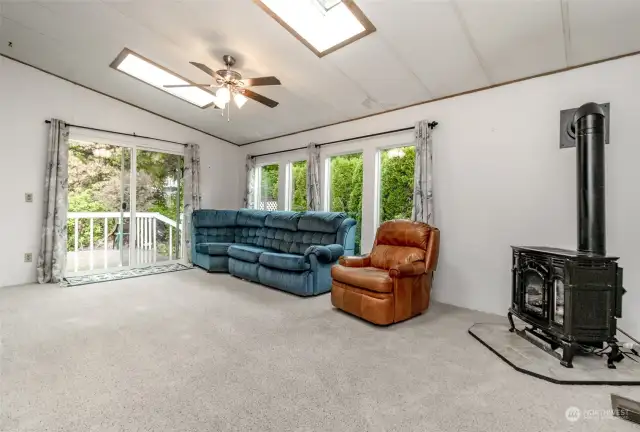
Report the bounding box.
[191,209,357,296]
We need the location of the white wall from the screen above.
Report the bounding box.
[0,56,243,288]
[241,54,640,337]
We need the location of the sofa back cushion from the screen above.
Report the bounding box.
[234,227,261,245]
[256,228,337,255]
[298,212,347,233]
[265,211,301,231]
[193,210,238,228]
[237,209,269,227]
[192,210,239,244]
[370,220,431,270]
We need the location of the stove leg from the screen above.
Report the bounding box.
[560,342,578,368]
[607,343,624,369]
[508,312,516,333]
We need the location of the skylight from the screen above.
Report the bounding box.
[255,0,375,57]
[110,49,217,108]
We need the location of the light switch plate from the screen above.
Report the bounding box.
[24,253,32,263]
[25,193,33,203]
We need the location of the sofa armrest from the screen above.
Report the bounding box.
[338,254,371,268]
[389,262,427,278]
[304,244,345,264]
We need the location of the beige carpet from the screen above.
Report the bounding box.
[1,270,639,431]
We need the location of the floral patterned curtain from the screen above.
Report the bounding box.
[411,120,434,225]
[37,119,69,283]
[184,143,202,264]
[243,155,256,209]
[306,143,321,211]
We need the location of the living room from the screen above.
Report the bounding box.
[2,0,640,430]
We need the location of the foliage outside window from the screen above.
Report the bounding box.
[379,146,415,223]
[290,160,307,211]
[329,153,363,255]
[259,164,279,211]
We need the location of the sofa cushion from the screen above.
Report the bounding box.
[265,211,302,231]
[237,209,269,227]
[256,228,337,254]
[331,266,393,293]
[228,244,272,263]
[193,210,238,228]
[259,252,310,272]
[298,211,347,233]
[195,242,232,256]
[195,227,236,244]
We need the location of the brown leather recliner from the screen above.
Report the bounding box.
[331,220,440,325]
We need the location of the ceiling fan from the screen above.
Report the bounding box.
[164,55,281,111]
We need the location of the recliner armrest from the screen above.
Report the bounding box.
[304,244,345,264]
[389,262,427,278]
[338,255,371,268]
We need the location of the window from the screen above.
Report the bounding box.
[254,0,376,57]
[328,153,363,254]
[258,164,279,211]
[378,146,416,224]
[289,160,308,211]
[110,48,218,108]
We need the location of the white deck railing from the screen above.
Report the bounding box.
[67,212,183,272]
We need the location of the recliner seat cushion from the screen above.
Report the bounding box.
[259,252,310,272]
[227,244,272,263]
[195,242,233,256]
[331,266,393,293]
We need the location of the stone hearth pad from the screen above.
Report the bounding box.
[469,321,640,385]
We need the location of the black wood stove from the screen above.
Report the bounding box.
[508,103,626,368]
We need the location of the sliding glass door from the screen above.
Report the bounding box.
[135,149,184,265]
[66,139,184,276]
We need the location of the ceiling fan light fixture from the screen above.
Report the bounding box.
[234,92,248,109]
[216,86,231,104]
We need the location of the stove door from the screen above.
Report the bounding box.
[522,268,548,320]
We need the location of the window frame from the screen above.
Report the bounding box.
[323,150,363,212]
[252,0,376,58]
[255,163,281,211]
[375,143,416,227]
[285,159,308,211]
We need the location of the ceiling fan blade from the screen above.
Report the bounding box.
[242,76,281,87]
[190,61,220,79]
[163,84,214,88]
[239,88,279,108]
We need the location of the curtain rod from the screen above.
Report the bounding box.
[251,122,438,159]
[44,120,188,147]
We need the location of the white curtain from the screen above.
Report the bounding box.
[37,119,69,283]
[184,143,202,264]
[306,143,321,211]
[243,155,257,209]
[411,120,434,225]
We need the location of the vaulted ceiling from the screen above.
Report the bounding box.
[1,0,639,145]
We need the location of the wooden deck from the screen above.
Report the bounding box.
[66,248,174,274]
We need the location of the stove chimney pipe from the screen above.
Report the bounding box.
[574,102,606,256]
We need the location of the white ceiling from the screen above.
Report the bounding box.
[1,0,639,146]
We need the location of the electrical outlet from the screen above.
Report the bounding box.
[25,193,33,203]
[24,253,32,263]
